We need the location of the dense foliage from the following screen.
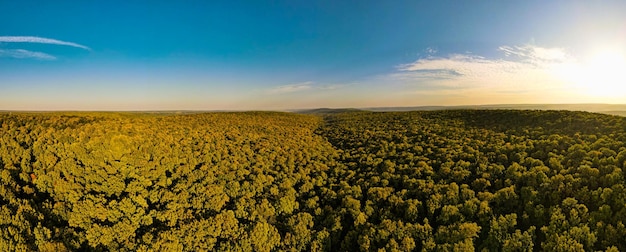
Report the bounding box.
[1,110,626,251]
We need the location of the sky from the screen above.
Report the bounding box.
[1,0,626,110]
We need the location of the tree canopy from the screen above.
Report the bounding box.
[1,110,625,251]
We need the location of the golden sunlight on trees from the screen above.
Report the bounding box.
[1,110,626,250]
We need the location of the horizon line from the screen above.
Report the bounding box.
[2,103,626,113]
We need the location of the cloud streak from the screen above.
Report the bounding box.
[267,82,313,94]
[266,81,349,95]
[0,36,91,51]
[0,49,56,60]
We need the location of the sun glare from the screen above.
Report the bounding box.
[573,47,626,98]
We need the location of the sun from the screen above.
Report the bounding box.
[573,47,626,98]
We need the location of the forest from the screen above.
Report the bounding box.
[1,110,626,251]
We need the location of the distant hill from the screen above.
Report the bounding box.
[293,108,364,114]
[601,111,626,117]
[361,104,626,116]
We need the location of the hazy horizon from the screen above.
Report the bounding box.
[2,1,626,110]
[2,103,626,114]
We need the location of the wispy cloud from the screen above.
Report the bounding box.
[393,45,573,92]
[267,82,313,94]
[0,36,91,51]
[424,47,438,55]
[319,84,347,90]
[0,49,56,60]
[266,81,350,95]
[498,45,570,63]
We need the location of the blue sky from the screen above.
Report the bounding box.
[1,0,625,110]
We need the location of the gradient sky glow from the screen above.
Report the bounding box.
[1,0,626,110]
